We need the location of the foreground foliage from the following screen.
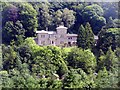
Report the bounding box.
[1,38,119,88]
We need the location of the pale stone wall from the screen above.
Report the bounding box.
[56,26,68,46]
[36,25,78,46]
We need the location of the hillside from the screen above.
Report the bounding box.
[0,1,120,89]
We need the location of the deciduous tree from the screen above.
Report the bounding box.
[18,3,38,37]
[2,21,25,45]
[67,48,96,73]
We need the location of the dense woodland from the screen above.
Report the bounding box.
[0,1,120,89]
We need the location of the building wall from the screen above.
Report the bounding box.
[67,36,77,46]
[37,33,49,45]
[36,26,77,46]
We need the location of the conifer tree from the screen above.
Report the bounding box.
[77,25,86,49]
[105,47,118,70]
[77,23,95,49]
[85,22,95,49]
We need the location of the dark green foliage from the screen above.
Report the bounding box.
[113,19,120,28]
[47,79,62,89]
[97,28,120,52]
[31,46,68,78]
[63,69,88,88]
[106,17,116,28]
[52,8,75,32]
[0,46,2,70]
[82,4,106,34]
[2,4,18,25]
[101,2,118,20]
[77,23,95,49]
[115,48,120,60]
[8,68,40,88]
[38,3,52,30]
[105,47,118,70]
[18,3,38,37]
[2,44,17,70]
[17,45,32,64]
[85,23,95,48]
[63,68,96,88]
[62,8,75,28]
[1,44,119,88]
[77,25,86,49]
[2,21,25,45]
[2,3,38,43]
[67,48,96,73]
[98,47,118,71]
[95,67,110,88]
[90,15,106,34]
[1,2,119,89]
[95,66,119,88]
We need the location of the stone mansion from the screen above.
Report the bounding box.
[35,25,78,46]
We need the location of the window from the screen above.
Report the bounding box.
[68,37,72,39]
[52,41,54,44]
[41,35,45,38]
[51,41,54,44]
[68,42,71,46]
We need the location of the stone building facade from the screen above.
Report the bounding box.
[35,25,78,46]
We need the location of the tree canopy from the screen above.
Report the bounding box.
[1,2,119,89]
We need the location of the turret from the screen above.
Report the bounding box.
[56,23,67,34]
